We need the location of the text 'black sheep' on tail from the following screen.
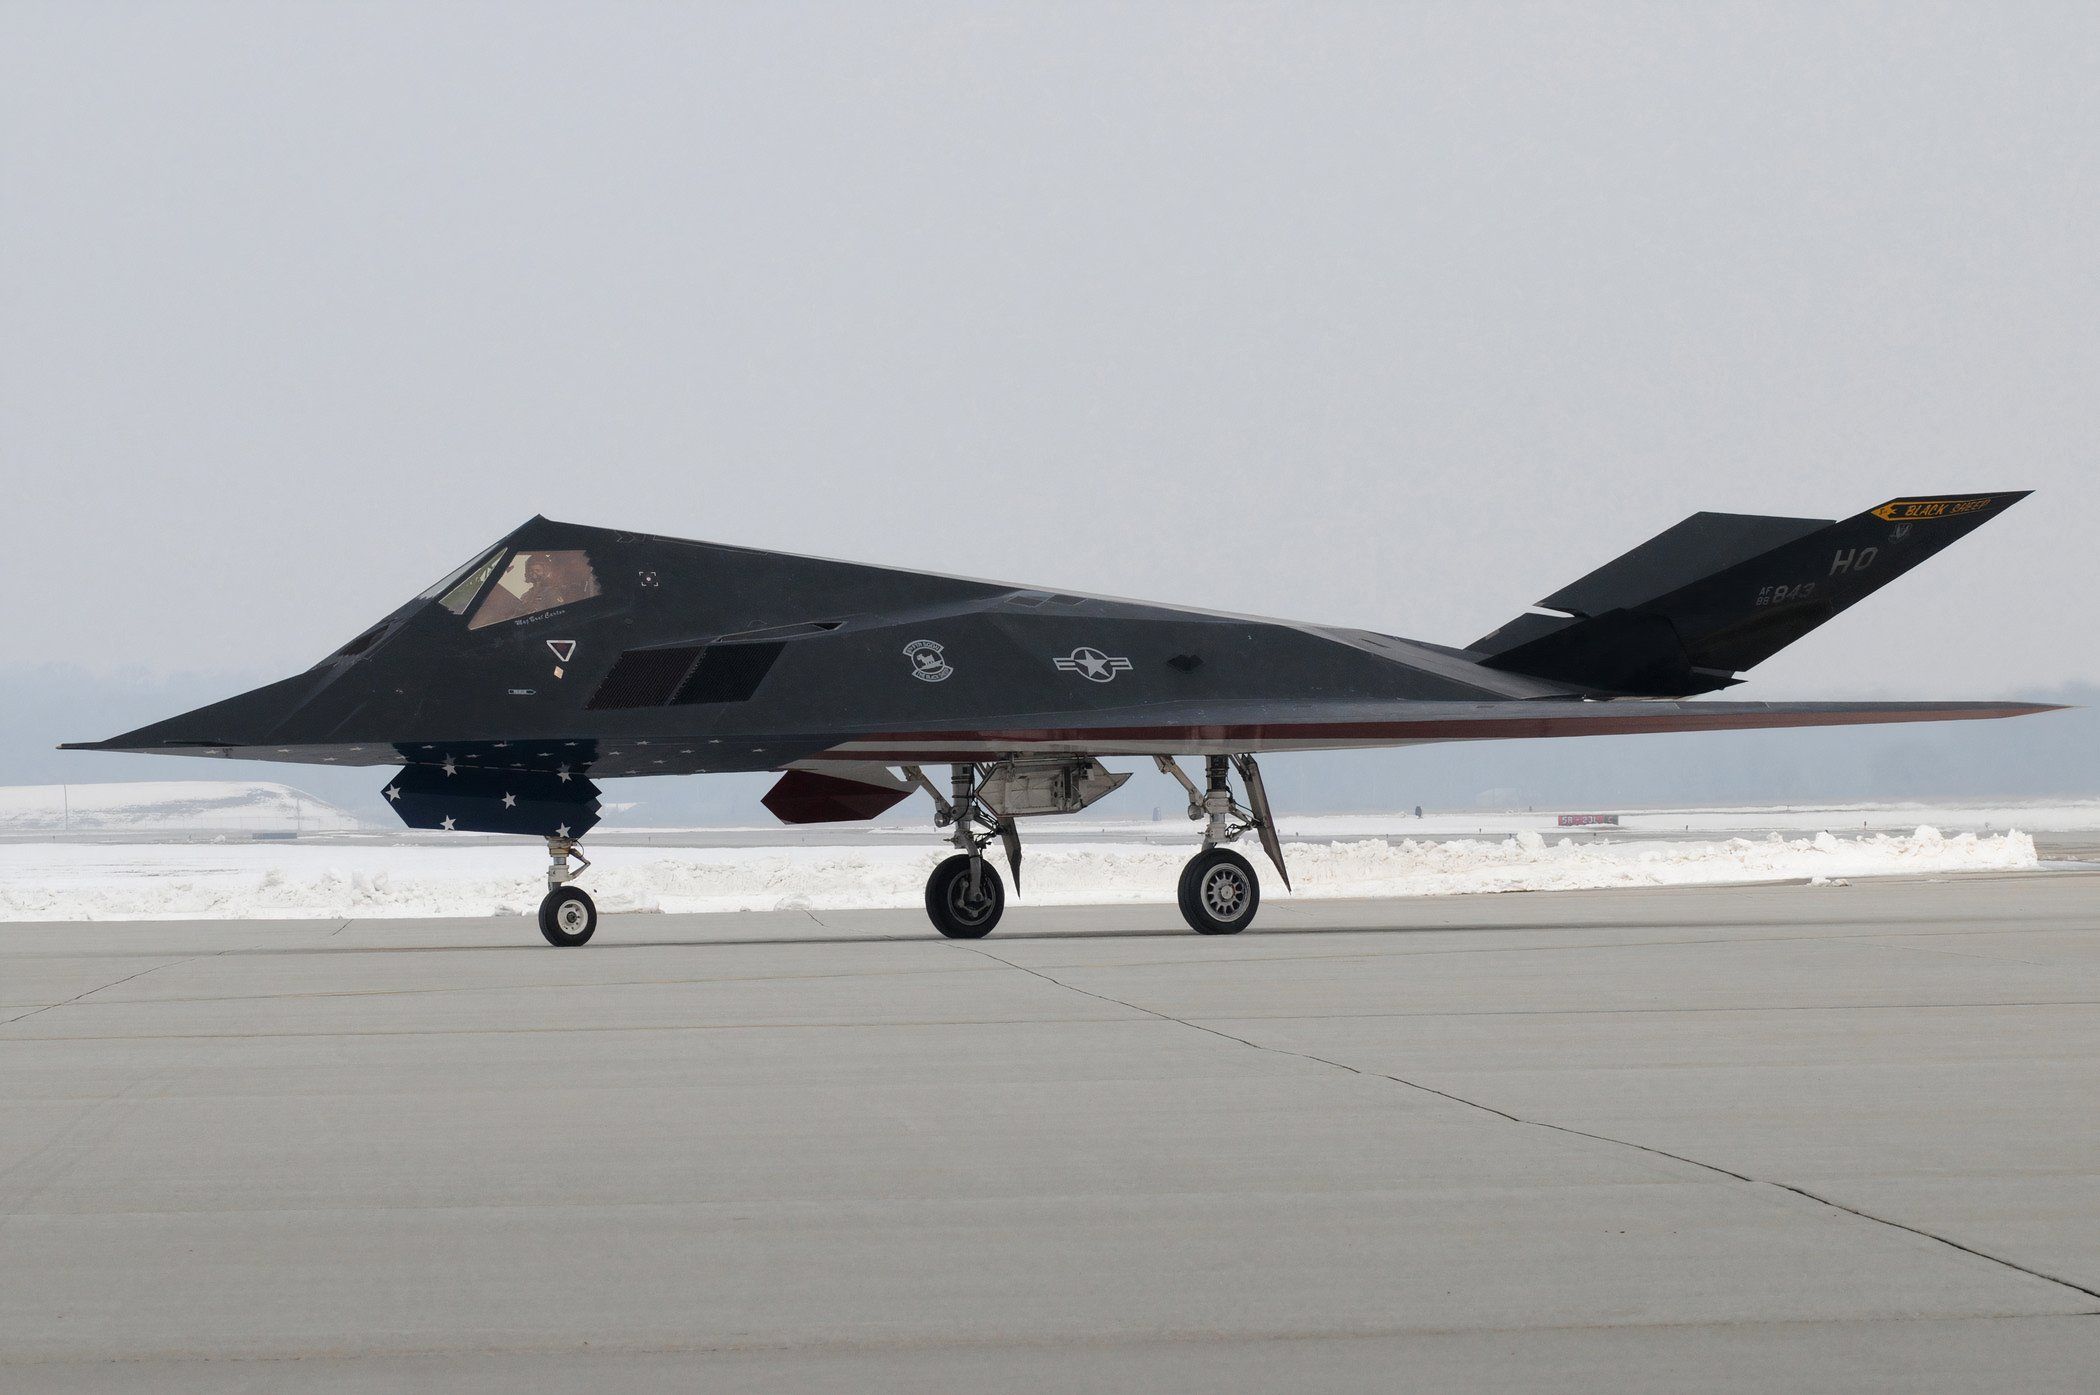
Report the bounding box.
[1469,492,2029,697]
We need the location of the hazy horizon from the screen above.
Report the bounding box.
[6,4,2096,822]
[8,4,2098,686]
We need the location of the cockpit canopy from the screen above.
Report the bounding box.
[425,548,601,628]
[466,550,599,628]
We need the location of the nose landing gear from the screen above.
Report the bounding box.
[538,836,597,946]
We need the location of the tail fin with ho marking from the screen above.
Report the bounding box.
[1469,493,2030,696]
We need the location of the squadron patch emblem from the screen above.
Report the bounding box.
[904,639,952,683]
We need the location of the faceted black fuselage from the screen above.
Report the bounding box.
[68,502,2052,841]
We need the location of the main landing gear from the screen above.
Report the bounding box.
[926,853,1004,938]
[1156,754,1289,935]
[538,836,597,946]
[902,756,1288,938]
[907,764,1017,938]
[1179,847,1259,934]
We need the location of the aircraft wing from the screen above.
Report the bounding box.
[61,698,2059,778]
[797,697,2058,766]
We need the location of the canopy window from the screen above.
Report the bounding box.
[469,551,600,629]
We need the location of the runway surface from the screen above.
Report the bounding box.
[4,873,2098,1391]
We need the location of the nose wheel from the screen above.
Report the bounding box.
[539,885,598,946]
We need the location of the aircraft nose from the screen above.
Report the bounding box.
[60,672,330,755]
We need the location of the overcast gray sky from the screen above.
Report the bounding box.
[5,2,2095,700]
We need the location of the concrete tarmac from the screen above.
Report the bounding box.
[3,872,2098,1391]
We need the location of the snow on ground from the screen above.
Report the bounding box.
[0,825,2039,922]
[1076,801,2100,840]
[0,782,363,834]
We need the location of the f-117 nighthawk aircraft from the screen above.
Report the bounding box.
[69,492,2051,944]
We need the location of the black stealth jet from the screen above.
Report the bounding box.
[68,492,2054,943]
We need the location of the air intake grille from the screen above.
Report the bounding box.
[586,645,703,710]
[672,642,785,704]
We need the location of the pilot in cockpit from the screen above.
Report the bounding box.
[470,550,599,627]
[519,551,595,612]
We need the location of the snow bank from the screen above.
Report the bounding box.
[0,826,2039,922]
[1085,801,2100,840]
[0,781,362,834]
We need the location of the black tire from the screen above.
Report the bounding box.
[1179,848,1259,934]
[1176,854,1204,924]
[538,885,598,946]
[925,854,1004,939]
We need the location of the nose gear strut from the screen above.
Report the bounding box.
[538,836,597,946]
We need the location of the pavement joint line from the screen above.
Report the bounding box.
[0,1014,1156,1042]
[1834,939,2055,969]
[24,960,1015,1010]
[955,943,2100,1308]
[1757,1180,2100,1304]
[0,1318,2055,1370]
[4,913,2058,969]
[1191,998,2100,1022]
[6,993,2097,1041]
[993,917,2100,974]
[3,1308,2099,1368]
[0,950,232,1028]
